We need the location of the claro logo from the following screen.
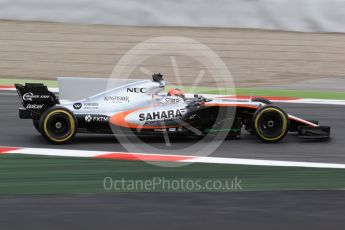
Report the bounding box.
[127,88,146,93]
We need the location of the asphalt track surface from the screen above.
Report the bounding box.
[1,92,345,229]
[1,191,345,230]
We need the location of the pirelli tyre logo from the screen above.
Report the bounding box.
[139,109,186,123]
[84,115,109,123]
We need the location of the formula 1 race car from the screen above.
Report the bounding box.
[15,74,330,144]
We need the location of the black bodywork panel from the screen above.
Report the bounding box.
[15,83,58,119]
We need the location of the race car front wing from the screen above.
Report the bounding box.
[298,126,331,139]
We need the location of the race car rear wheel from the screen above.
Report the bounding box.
[39,107,77,144]
[252,105,289,143]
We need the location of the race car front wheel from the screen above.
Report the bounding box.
[39,107,77,144]
[252,105,289,143]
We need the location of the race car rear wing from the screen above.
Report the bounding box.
[15,83,59,119]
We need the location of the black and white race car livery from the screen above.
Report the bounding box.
[15,74,330,144]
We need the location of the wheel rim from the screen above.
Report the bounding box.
[254,107,288,141]
[257,112,284,138]
[44,110,75,142]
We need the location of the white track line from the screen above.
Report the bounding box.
[273,98,345,106]
[2,146,345,169]
[7,148,104,158]
[181,157,345,169]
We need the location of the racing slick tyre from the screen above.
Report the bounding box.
[39,107,77,144]
[251,97,272,105]
[251,105,289,143]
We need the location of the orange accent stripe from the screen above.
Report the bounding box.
[109,108,179,129]
[109,108,141,129]
[289,117,317,127]
[95,152,194,162]
[204,103,258,109]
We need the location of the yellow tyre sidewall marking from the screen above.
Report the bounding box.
[43,110,75,142]
[254,108,287,141]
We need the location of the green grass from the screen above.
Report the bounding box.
[1,78,345,100]
[0,78,58,87]
[0,154,344,194]
[235,88,345,100]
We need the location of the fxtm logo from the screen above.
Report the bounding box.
[73,103,82,110]
[84,115,92,122]
[127,88,146,93]
[85,115,109,123]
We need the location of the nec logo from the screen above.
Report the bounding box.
[127,88,146,93]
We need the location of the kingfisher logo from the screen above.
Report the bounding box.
[73,103,82,110]
[104,96,129,103]
[127,88,146,93]
[139,109,186,122]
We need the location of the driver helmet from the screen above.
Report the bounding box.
[167,88,185,98]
